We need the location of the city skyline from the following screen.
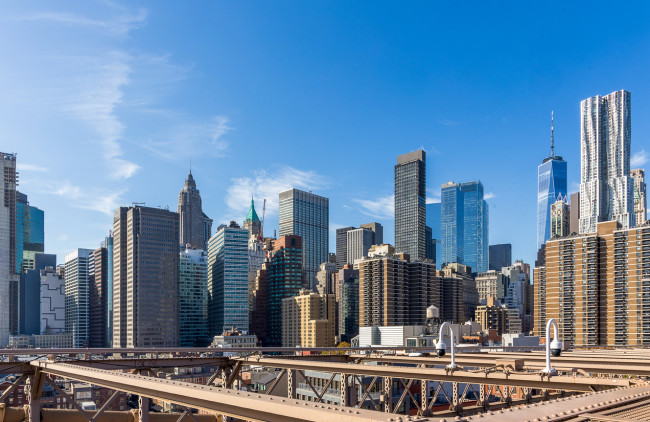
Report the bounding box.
[2,1,650,271]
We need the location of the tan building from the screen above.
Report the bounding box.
[358,245,439,327]
[475,270,506,302]
[282,290,335,347]
[534,220,650,346]
[474,297,507,335]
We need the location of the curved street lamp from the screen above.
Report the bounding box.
[435,321,457,370]
[541,318,563,376]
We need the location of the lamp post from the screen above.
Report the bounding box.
[435,321,457,370]
[542,318,563,376]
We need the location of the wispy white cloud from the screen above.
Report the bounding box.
[225,166,328,221]
[632,150,649,168]
[62,50,140,180]
[484,192,496,200]
[17,163,48,172]
[141,115,231,161]
[426,188,440,203]
[37,179,124,216]
[353,194,394,220]
[5,7,147,36]
[437,117,461,127]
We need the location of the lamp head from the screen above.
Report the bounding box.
[435,340,447,357]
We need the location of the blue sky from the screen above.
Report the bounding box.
[2,1,650,268]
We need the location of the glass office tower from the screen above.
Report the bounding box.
[537,151,567,251]
[426,202,442,268]
[461,181,488,273]
[441,181,488,273]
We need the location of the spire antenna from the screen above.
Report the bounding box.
[551,110,555,158]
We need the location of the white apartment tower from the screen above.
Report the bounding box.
[579,90,634,233]
[65,248,93,348]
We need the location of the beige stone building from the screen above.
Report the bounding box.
[534,220,650,346]
[474,297,507,335]
[281,290,335,347]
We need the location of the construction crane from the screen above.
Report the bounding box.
[260,199,266,240]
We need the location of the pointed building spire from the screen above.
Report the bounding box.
[551,110,555,158]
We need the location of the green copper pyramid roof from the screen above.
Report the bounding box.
[245,197,261,223]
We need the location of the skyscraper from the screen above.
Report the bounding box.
[359,222,383,246]
[441,180,489,272]
[101,234,114,347]
[0,152,18,346]
[537,112,568,250]
[16,192,44,273]
[461,181,489,273]
[179,247,208,346]
[335,226,355,270]
[178,171,213,250]
[489,244,512,271]
[346,227,373,264]
[65,248,92,348]
[579,90,634,234]
[279,188,329,289]
[441,182,463,267]
[113,206,180,348]
[88,247,108,347]
[207,222,249,335]
[265,235,304,346]
[243,197,263,238]
[426,203,442,268]
[631,169,647,226]
[394,150,426,260]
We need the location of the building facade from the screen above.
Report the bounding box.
[279,188,329,290]
[88,247,108,347]
[395,150,426,260]
[579,90,634,234]
[207,222,249,335]
[40,266,65,334]
[65,248,92,348]
[632,169,647,226]
[178,171,213,250]
[179,247,208,346]
[358,245,439,328]
[488,243,512,271]
[346,227,373,264]
[425,203,442,269]
[335,226,355,270]
[537,113,568,252]
[339,272,359,343]
[550,196,570,238]
[0,152,18,346]
[360,222,383,246]
[265,235,304,346]
[113,206,180,348]
[570,192,581,234]
[441,181,489,272]
[534,221,650,346]
[282,290,335,347]
[15,192,44,273]
[243,197,263,239]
